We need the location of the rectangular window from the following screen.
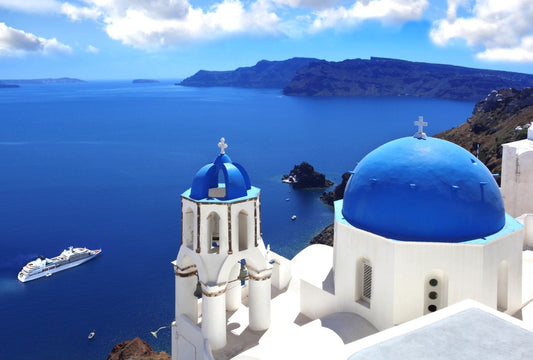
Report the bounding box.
[362,261,372,302]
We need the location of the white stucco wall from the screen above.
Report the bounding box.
[516,214,533,248]
[330,216,524,331]
[333,221,396,331]
[501,139,533,218]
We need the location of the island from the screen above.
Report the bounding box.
[283,57,533,100]
[0,84,19,88]
[179,57,320,88]
[0,78,85,84]
[282,162,333,189]
[177,56,533,101]
[133,79,160,84]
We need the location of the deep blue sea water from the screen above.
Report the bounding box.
[0,81,475,359]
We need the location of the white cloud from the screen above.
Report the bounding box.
[270,0,340,10]
[0,0,437,52]
[61,3,102,21]
[310,0,429,31]
[476,36,533,62]
[0,0,60,13]
[0,22,72,56]
[86,44,100,53]
[431,0,533,62]
[78,0,431,49]
[100,0,281,49]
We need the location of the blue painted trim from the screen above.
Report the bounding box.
[183,186,261,203]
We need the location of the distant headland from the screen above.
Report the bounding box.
[179,57,319,88]
[179,56,533,101]
[0,84,19,88]
[0,78,85,85]
[133,79,160,84]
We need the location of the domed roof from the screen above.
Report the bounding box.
[341,136,505,242]
[189,138,251,201]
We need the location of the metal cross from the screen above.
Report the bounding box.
[414,116,428,139]
[218,137,228,154]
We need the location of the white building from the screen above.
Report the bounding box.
[171,121,533,360]
[501,125,533,247]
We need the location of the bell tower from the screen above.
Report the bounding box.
[171,138,272,358]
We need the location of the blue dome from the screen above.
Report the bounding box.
[341,137,505,242]
[190,153,251,201]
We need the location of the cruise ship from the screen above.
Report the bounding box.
[18,246,102,282]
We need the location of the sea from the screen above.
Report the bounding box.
[0,80,475,359]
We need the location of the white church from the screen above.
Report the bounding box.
[170,119,533,360]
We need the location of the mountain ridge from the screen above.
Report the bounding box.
[179,56,533,101]
[284,57,533,100]
[179,57,320,88]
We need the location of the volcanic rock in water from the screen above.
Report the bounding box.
[282,162,333,189]
[107,337,170,360]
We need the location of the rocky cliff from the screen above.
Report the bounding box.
[436,87,533,176]
[283,57,533,100]
[320,172,351,206]
[311,223,334,246]
[179,57,320,88]
[107,337,170,360]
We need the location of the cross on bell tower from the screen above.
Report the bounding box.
[218,137,228,154]
[414,116,428,139]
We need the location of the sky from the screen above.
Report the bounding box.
[0,0,532,80]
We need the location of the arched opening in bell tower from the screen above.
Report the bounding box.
[238,211,249,251]
[183,208,195,250]
[207,212,221,254]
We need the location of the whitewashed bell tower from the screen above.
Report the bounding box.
[171,138,272,359]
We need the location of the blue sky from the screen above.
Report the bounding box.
[0,0,532,80]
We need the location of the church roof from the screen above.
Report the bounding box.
[341,133,506,242]
[188,138,252,201]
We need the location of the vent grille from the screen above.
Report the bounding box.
[362,262,372,301]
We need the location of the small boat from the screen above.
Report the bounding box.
[88,329,95,340]
[291,215,297,221]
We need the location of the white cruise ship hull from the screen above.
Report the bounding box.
[18,247,101,283]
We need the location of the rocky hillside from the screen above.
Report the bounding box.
[283,57,533,100]
[179,57,320,88]
[320,172,351,206]
[436,87,533,176]
[107,337,170,360]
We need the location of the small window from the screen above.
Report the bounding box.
[362,261,372,302]
[428,291,438,300]
[428,305,437,312]
[429,278,438,287]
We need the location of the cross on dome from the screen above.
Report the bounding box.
[414,116,428,139]
[218,137,228,154]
